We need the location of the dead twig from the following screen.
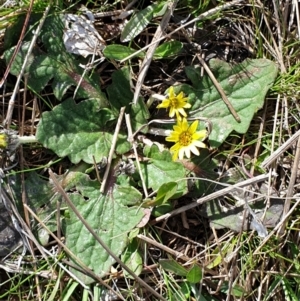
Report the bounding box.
[151,172,274,225]
[278,137,300,234]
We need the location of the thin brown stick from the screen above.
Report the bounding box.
[151,172,273,224]
[195,53,241,123]
[100,106,125,193]
[278,137,300,234]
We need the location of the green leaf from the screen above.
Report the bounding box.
[3,14,107,104]
[179,282,191,299]
[153,1,168,17]
[103,44,144,60]
[25,172,61,244]
[65,176,143,284]
[220,282,245,297]
[186,265,202,283]
[155,182,178,205]
[107,67,150,132]
[120,5,154,42]
[36,98,131,164]
[121,238,143,278]
[140,145,188,197]
[199,197,283,234]
[153,41,183,59]
[151,203,173,217]
[182,58,278,147]
[112,185,142,206]
[159,259,188,277]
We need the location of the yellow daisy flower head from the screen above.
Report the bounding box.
[166,118,207,161]
[0,129,20,155]
[0,133,8,149]
[156,86,191,120]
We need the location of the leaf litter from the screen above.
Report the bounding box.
[1,1,299,300]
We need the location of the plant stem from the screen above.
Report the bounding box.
[18,135,38,144]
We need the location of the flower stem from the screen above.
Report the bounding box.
[18,135,38,144]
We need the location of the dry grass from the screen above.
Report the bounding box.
[1,0,300,300]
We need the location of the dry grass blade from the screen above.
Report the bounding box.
[151,172,273,224]
[2,0,300,299]
[278,137,300,234]
[3,5,51,127]
[132,1,177,105]
[100,106,125,193]
[261,129,300,168]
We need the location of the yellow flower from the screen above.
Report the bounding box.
[156,86,191,120]
[166,118,207,161]
[0,133,8,149]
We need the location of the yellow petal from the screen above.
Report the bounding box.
[178,148,185,160]
[178,108,187,117]
[190,144,200,156]
[172,149,179,161]
[177,91,185,99]
[169,108,176,118]
[193,130,207,140]
[166,135,179,142]
[173,125,182,132]
[175,110,182,120]
[156,99,170,109]
[189,120,199,133]
[168,86,175,98]
[170,142,181,151]
[193,140,207,148]
[181,118,189,131]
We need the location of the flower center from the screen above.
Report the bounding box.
[179,131,192,146]
[170,97,179,108]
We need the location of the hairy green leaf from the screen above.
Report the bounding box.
[36,98,130,164]
[179,58,278,147]
[140,145,188,197]
[65,174,143,284]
